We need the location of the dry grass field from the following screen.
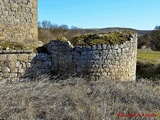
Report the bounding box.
[0,75,160,120]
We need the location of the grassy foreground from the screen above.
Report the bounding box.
[0,75,160,120]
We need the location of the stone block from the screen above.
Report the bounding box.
[113,44,119,49]
[51,41,57,45]
[10,73,17,78]
[36,53,48,61]
[107,45,111,49]
[8,54,17,61]
[74,54,82,60]
[26,62,31,68]
[91,45,96,50]
[104,68,109,72]
[28,53,36,60]
[51,45,58,50]
[18,68,24,73]
[115,61,119,65]
[3,73,10,78]
[117,48,121,53]
[83,46,91,51]
[0,61,4,67]
[8,62,17,72]
[125,47,129,52]
[16,61,21,68]
[75,46,82,52]
[2,67,10,73]
[102,72,108,77]
[107,55,114,60]
[82,51,87,56]
[92,54,100,60]
[63,41,71,47]
[76,66,82,73]
[103,50,109,55]
[101,44,107,49]
[96,44,101,50]
[18,54,29,62]
[0,54,7,61]
[65,55,72,63]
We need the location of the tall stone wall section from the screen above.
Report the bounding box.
[0,33,137,81]
[0,0,38,44]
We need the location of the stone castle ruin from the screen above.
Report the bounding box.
[0,0,137,81]
[0,35,137,81]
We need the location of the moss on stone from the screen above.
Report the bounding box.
[0,41,37,52]
[0,41,25,50]
[70,31,132,46]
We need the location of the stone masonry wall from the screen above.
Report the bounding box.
[46,33,137,81]
[0,33,137,81]
[0,0,38,44]
[0,50,51,82]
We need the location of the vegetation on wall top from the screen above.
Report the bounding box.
[70,31,133,46]
[0,41,36,51]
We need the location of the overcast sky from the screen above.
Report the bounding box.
[38,0,160,30]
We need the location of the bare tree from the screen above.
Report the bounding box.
[41,20,52,29]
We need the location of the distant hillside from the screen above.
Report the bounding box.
[78,27,152,36]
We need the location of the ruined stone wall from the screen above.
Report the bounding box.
[0,0,38,44]
[46,33,137,81]
[0,34,137,81]
[0,50,51,82]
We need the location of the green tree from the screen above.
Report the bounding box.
[138,34,150,49]
[150,30,160,50]
[154,25,160,30]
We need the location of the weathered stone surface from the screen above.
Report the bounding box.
[51,46,58,50]
[3,67,11,73]
[101,44,107,49]
[91,45,96,50]
[113,44,119,49]
[96,44,102,50]
[18,68,24,73]
[18,54,29,62]
[83,46,91,51]
[92,54,100,60]
[8,54,17,61]
[117,48,121,53]
[28,53,36,60]
[16,61,21,67]
[8,62,17,72]
[75,46,82,52]
[0,54,7,61]
[0,0,38,43]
